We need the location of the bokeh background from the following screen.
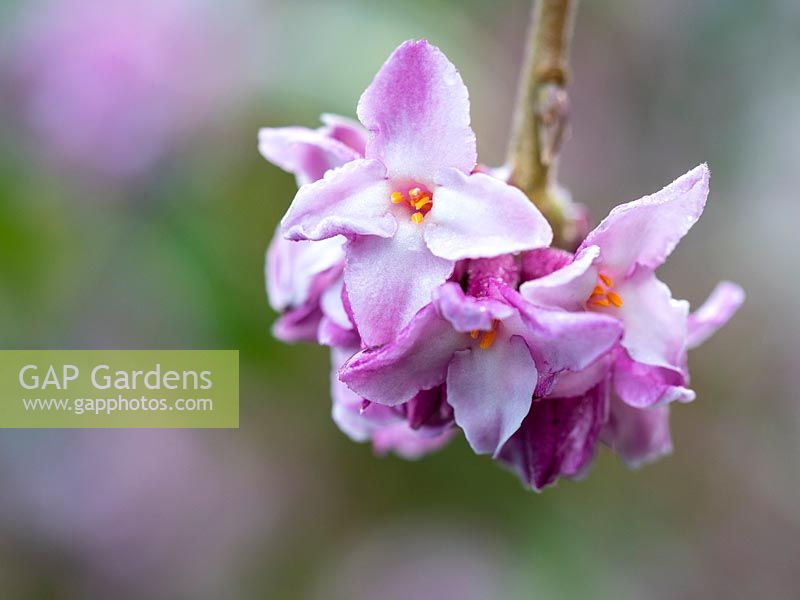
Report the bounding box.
[0,0,797,598]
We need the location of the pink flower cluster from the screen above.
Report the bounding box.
[260,40,744,489]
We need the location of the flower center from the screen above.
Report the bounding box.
[587,273,624,309]
[469,320,498,350]
[390,186,433,224]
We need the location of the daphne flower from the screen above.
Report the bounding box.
[520,165,745,408]
[340,256,621,456]
[602,280,745,466]
[261,115,367,343]
[280,40,553,346]
[330,348,454,459]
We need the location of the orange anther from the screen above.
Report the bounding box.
[470,330,480,339]
[599,273,613,287]
[414,196,432,210]
[479,330,497,350]
[607,291,623,307]
[589,297,611,307]
[592,285,605,296]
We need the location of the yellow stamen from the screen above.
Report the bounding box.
[411,212,424,224]
[414,195,432,210]
[607,291,623,307]
[479,330,497,350]
[391,191,405,204]
[599,273,613,287]
[409,187,423,200]
[470,330,480,339]
[592,285,605,296]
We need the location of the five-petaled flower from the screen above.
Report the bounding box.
[519,165,745,409]
[489,167,744,489]
[280,40,552,346]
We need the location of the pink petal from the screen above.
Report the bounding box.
[580,164,709,277]
[317,316,360,348]
[518,245,600,311]
[503,289,622,377]
[319,113,367,156]
[425,169,553,261]
[281,159,396,241]
[332,347,456,459]
[356,40,476,183]
[433,282,514,333]
[344,218,454,346]
[332,401,393,443]
[319,274,352,330]
[339,305,466,406]
[372,424,455,460]
[331,347,400,442]
[271,306,322,344]
[258,126,360,185]
[614,271,689,370]
[317,275,358,346]
[265,228,345,312]
[613,351,694,408]
[602,395,673,468]
[549,352,615,398]
[447,334,538,456]
[687,281,745,349]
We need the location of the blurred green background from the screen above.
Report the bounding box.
[0,0,797,598]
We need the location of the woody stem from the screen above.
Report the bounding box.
[506,0,578,247]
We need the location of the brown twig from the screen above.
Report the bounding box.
[506,0,578,247]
